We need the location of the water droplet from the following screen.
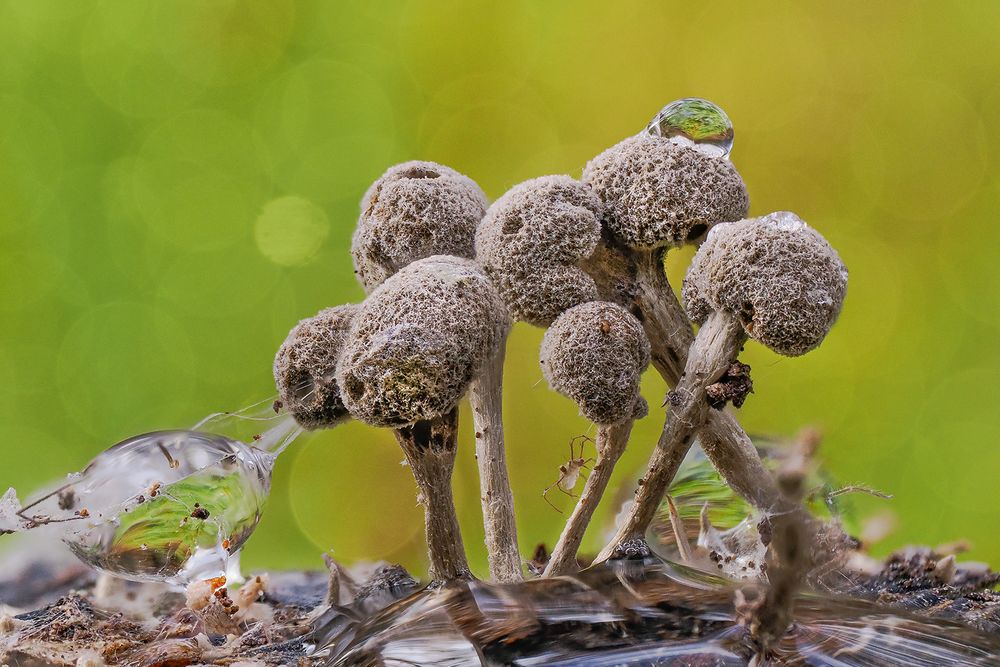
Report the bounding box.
[646,98,734,158]
[762,210,808,233]
[657,439,885,556]
[12,398,302,585]
[664,451,750,531]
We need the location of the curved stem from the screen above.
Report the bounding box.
[633,248,690,381]
[469,341,523,583]
[596,312,745,562]
[395,408,470,581]
[632,248,787,512]
[543,417,636,577]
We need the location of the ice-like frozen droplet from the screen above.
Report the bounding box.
[11,398,304,585]
[646,97,734,158]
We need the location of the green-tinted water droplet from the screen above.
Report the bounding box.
[646,98,734,158]
[655,439,885,550]
[54,430,273,584]
[14,400,302,585]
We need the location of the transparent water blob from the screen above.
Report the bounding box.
[655,438,891,563]
[646,97,734,158]
[6,398,302,585]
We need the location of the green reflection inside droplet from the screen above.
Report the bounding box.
[647,97,734,157]
[78,466,264,582]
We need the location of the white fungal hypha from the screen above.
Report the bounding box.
[539,301,650,576]
[475,175,603,326]
[353,160,488,292]
[355,163,522,583]
[596,213,847,563]
[337,256,509,580]
[583,131,785,517]
[273,304,359,430]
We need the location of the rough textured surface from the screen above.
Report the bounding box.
[540,301,650,425]
[704,361,754,409]
[273,304,359,430]
[583,134,749,250]
[337,256,509,427]
[353,160,488,291]
[682,211,848,356]
[846,547,1000,634]
[476,175,603,326]
[488,263,599,328]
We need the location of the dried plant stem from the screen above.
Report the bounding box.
[664,495,694,562]
[596,311,745,562]
[745,439,815,655]
[632,249,786,512]
[394,408,470,581]
[543,416,636,577]
[469,341,523,583]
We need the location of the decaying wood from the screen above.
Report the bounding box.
[4,533,1000,666]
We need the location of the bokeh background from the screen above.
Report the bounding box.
[2,1,999,577]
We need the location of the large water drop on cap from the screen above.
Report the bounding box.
[646,97,734,158]
[9,399,301,585]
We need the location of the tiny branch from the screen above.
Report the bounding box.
[742,438,816,657]
[665,494,693,562]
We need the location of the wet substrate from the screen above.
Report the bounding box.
[2,546,999,666]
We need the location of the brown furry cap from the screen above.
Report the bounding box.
[273,304,360,429]
[337,256,510,427]
[682,212,848,356]
[475,175,603,326]
[353,161,488,291]
[540,301,650,425]
[583,134,749,250]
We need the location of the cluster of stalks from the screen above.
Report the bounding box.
[274,111,848,589]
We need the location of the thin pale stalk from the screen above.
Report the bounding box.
[394,408,470,581]
[595,312,745,562]
[543,416,636,577]
[469,341,523,583]
[633,248,786,512]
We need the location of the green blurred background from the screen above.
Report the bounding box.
[2,1,999,577]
